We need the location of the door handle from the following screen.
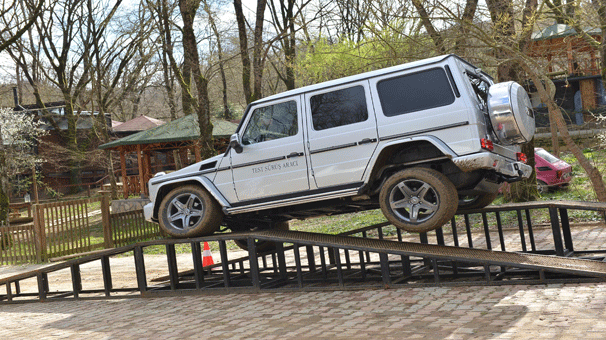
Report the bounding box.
[287,152,304,158]
[358,138,377,145]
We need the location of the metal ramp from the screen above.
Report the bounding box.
[2,200,606,303]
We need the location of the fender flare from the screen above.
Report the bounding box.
[151,176,231,219]
[362,135,458,183]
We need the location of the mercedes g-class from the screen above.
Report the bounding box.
[143,54,535,242]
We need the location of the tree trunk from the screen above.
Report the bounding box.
[411,0,446,54]
[179,0,214,159]
[251,0,268,101]
[595,0,606,81]
[203,0,231,119]
[0,126,8,226]
[234,0,253,103]
[485,0,538,202]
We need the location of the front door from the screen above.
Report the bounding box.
[231,97,310,202]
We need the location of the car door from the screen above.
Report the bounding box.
[230,97,310,202]
[304,81,379,189]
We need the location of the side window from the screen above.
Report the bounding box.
[377,68,455,117]
[310,85,368,130]
[242,100,298,145]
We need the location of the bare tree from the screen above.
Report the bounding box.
[202,0,231,118]
[268,0,314,90]
[234,0,269,103]
[147,0,181,120]
[167,0,215,158]
[7,0,124,191]
[0,0,44,53]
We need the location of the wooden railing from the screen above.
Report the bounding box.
[0,194,162,265]
[32,197,102,261]
[0,222,38,264]
[107,210,163,248]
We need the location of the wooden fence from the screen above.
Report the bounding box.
[0,195,162,265]
[0,222,38,264]
[106,209,163,248]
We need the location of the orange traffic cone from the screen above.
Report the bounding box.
[202,241,215,267]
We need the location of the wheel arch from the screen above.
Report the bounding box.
[364,137,458,191]
[152,177,230,220]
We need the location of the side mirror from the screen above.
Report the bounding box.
[229,133,243,154]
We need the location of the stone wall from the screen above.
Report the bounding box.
[111,198,151,213]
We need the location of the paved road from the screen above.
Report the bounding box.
[1,283,606,339]
[2,224,606,339]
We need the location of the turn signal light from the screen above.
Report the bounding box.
[517,152,528,163]
[556,170,563,179]
[480,138,494,151]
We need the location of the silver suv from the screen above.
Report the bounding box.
[144,55,535,240]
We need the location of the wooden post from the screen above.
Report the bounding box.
[143,150,152,196]
[567,39,574,74]
[32,204,46,262]
[32,165,39,204]
[137,145,145,197]
[101,192,113,248]
[179,148,188,167]
[580,79,597,110]
[194,143,201,162]
[120,149,127,199]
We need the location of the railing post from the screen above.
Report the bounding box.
[32,204,46,262]
[101,192,113,248]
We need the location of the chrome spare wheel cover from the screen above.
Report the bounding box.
[487,81,535,145]
[167,193,205,230]
[389,179,439,223]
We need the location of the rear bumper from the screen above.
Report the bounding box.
[453,152,533,180]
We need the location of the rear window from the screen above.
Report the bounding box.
[310,85,368,130]
[377,68,455,117]
[536,149,560,164]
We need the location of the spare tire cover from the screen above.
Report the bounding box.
[487,81,535,145]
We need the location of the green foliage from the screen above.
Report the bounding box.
[296,30,434,85]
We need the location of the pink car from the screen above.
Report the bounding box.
[535,148,572,193]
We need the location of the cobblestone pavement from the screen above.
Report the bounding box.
[2,283,606,339]
[2,225,606,339]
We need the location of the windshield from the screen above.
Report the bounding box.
[535,149,560,164]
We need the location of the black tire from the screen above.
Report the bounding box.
[233,221,289,252]
[158,185,223,238]
[537,180,549,194]
[457,192,498,212]
[379,168,458,233]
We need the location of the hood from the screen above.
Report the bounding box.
[150,154,223,182]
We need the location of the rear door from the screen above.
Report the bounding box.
[304,82,378,189]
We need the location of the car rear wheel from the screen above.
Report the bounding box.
[537,180,549,194]
[379,168,458,233]
[158,185,223,238]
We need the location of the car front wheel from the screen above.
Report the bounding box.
[379,168,458,233]
[158,185,223,238]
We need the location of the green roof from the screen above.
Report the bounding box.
[532,23,601,41]
[99,114,238,150]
